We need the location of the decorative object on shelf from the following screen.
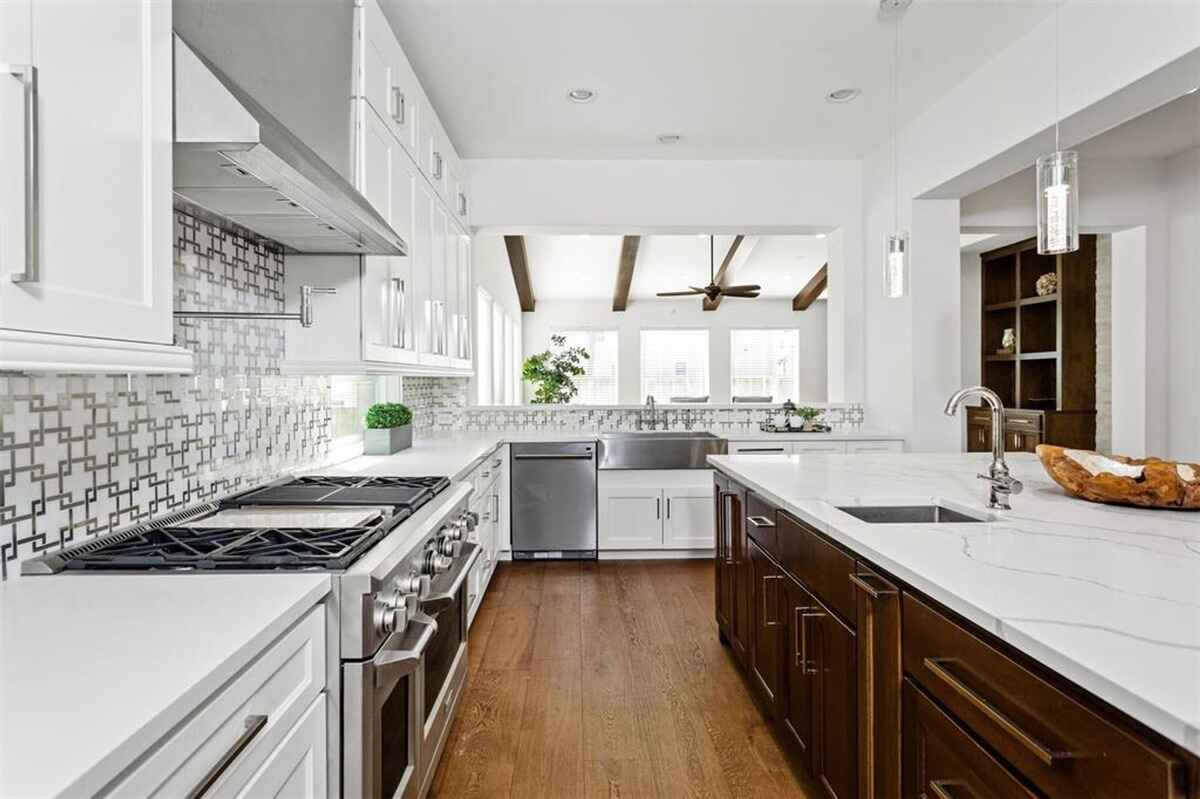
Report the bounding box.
[521,334,590,404]
[1035,272,1058,296]
[364,402,413,455]
[1036,3,1080,255]
[1037,445,1200,509]
[1000,328,1016,353]
[794,405,830,432]
[881,0,912,298]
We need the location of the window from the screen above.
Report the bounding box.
[731,329,801,402]
[492,305,506,404]
[556,330,619,404]
[510,317,522,404]
[640,330,709,402]
[476,290,493,404]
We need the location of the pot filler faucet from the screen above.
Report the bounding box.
[944,386,1023,510]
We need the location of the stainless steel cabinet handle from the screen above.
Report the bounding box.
[376,613,438,681]
[747,515,775,529]
[421,544,480,615]
[492,458,502,468]
[799,610,825,674]
[512,452,594,461]
[458,192,468,215]
[656,497,661,519]
[432,151,444,179]
[718,491,736,565]
[762,574,784,626]
[8,65,38,284]
[739,447,786,454]
[186,714,269,798]
[391,87,406,125]
[392,278,407,348]
[666,497,671,518]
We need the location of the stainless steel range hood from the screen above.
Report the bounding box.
[173,35,405,256]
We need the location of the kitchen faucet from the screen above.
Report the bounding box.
[943,386,1023,510]
[642,395,658,431]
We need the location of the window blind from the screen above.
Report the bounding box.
[641,330,709,402]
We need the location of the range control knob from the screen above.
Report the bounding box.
[437,537,460,558]
[443,523,464,542]
[373,589,409,637]
[459,511,479,532]
[395,573,429,597]
[423,551,453,575]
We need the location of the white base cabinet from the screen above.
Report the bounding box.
[466,445,507,624]
[728,439,905,456]
[598,470,715,551]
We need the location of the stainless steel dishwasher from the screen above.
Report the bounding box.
[510,441,597,560]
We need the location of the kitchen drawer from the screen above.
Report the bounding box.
[777,511,855,625]
[1004,412,1042,434]
[903,594,1182,799]
[110,606,326,797]
[845,440,904,454]
[792,440,848,454]
[228,693,327,798]
[903,679,1038,799]
[744,491,779,556]
[966,407,993,425]
[729,441,791,456]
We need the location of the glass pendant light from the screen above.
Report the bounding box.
[883,0,910,298]
[1037,2,1079,255]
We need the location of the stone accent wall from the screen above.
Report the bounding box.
[1095,234,1112,453]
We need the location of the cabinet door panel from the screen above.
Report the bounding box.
[0,0,173,344]
[229,694,327,798]
[598,488,661,549]
[813,607,857,799]
[730,485,751,667]
[748,539,783,716]
[852,567,901,799]
[714,480,733,638]
[663,489,714,549]
[781,576,817,767]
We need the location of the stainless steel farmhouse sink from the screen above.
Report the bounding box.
[836,505,987,524]
[597,431,728,470]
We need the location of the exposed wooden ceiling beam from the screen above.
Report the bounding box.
[702,234,745,311]
[793,263,828,311]
[504,235,535,312]
[612,235,641,311]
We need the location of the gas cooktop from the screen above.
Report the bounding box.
[224,475,450,508]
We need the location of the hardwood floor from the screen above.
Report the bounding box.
[428,559,815,798]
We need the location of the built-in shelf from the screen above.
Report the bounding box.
[1021,351,1058,360]
[984,294,1058,313]
[985,353,1016,362]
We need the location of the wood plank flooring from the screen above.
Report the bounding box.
[428,559,815,798]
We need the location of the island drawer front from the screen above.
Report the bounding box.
[745,491,779,556]
[777,511,855,625]
[1003,414,1042,434]
[902,594,1183,799]
[903,679,1039,799]
[109,605,326,798]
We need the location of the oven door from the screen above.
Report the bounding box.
[343,611,437,799]
[418,543,479,792]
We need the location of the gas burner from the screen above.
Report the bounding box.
[62,522,401,572]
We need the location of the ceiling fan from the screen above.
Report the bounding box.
[656,235,761,301]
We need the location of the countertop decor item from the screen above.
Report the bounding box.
[364,402,413,455]
[794,405,828,432]
[1036,272,1058,296]
[1036,444,1200,509]
[522,334,590,404]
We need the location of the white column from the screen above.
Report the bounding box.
[1111,226,1148,456]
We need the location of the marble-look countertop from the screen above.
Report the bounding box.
[707,451,1200,756]
[0,573,331,797]
[325,428,904,482]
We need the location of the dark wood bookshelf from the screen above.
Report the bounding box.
[972,235,1097,451]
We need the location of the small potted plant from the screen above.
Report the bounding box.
[793,405,827,432]
[364,402,413,455]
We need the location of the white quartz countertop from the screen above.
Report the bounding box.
[0,572,331,798]
[707,451,1200,756]
[325,429,904,482]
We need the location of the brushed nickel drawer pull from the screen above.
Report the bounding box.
[186,714,268,798]
[8,65,38,284]
[849,572,898,600]
[926,779,972,799]
[747,515,775,529]
[800,610,824,674]
[719,491,736,565]
[762,574,784,626]
[794,605,817,668]
[923,657,1079,766]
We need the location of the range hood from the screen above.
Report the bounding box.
[173,35,405,256]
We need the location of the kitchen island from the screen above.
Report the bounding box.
[708,451,1200,798]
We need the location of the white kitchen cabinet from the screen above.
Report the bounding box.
[355,0,420,159]
[846,440,905,453]
[791,440,848,454]
[0,0,192,373]
[728,441,792,456]
[598,470,715,551]
[419,198,450,368]
[229,695,327,799]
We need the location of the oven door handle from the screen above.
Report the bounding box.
[374,611,438,681]
[421,543,480,615]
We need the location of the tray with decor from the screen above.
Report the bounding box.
[1036,444,1200,509]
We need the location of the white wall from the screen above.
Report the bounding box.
[521,298,828,405]
[1166,147,1200,460]
[960,252,982,389]
[1111,227,1148,456]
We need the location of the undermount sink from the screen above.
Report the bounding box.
[597,431,727,469]
[836,505,987,524]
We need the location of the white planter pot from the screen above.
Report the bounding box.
[364,424,412,455]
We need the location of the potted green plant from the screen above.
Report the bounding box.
[794,405,826,432]
[364,402,413,455]
[521,334,590,404]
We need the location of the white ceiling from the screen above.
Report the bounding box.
[1075,91,1200,161]
[380,0,1056,159]
[523,234,828,302]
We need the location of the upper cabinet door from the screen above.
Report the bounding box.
[0,0,176,346]
[356,0,419,159]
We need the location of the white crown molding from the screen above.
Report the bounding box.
[0,329,195,374]
[281,359,474,378]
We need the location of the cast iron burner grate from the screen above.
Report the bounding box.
[61,520,403,572]
[224,475,451,509]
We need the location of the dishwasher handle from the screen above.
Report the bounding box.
[512,452,594,461]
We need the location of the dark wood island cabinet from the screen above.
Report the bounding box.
[713,473,1198,799]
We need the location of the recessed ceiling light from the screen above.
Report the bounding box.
[567,88,596,103]
[815,233,827,239]
[657,133,682,145]
[825,88,861,103]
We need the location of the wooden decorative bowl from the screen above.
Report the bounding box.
[1036,445,1200,510]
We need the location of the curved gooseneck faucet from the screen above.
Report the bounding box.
[944,386,1024,509]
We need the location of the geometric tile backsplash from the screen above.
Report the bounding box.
[0,211,332,579]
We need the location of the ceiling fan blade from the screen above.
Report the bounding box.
[722,284,762,293]
[657,289,705,297]
[720,289,761,298]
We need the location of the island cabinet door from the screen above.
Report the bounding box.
[730,483,752,668]
[747,538,784,716]
[852,566,902,799]
[811,602,858,799]
[780,575,819,770]
[713,477,734,640]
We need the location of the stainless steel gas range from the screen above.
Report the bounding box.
[22,474,481,799]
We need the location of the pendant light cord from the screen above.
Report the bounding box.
[893,9,900,231]
[1054,0,1061,153]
